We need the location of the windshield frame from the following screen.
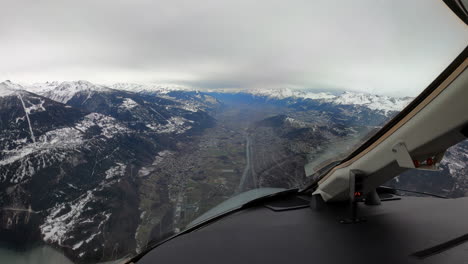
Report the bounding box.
[302,45,468,192]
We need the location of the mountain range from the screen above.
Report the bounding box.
[0,80,465,263]
[0,80,216,262]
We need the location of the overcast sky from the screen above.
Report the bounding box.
[0,0,466,96]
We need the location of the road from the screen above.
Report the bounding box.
[237,135,257,193]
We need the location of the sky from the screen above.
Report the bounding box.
[0,0,466,97]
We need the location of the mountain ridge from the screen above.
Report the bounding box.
[10,80,413,113]
[0,79,464,263]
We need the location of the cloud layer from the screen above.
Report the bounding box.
[1,0,466,96]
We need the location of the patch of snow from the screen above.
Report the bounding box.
[0,127,83,182]
[41,190,95,245]
[15,116,26,123]
[285,117,309,128]
[23,97,46,114]
[76,113,129,138]
[0,113,128,183]
[40,185,113,249]
[137,150,174,178]
[179,104,199,112]
[138,167,152,177]
[146,116,192,134]
[152,150,174,166]
[119,98,139,110]
[105,163,126,179]
[72,241,84,250]
[67,183,79,190]
[85,231,101,244]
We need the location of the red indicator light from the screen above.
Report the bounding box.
[426,158,434,166]
[354,192,362,197]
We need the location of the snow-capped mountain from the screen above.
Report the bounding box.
[245,87,413,114]
[0,80,24,97]
[246,87,337,100]
[24,81,219,114]
[23,81,60,94]
[24,81,412,114]
[40,80,111,104]
[111,82,190,94]
[0,81,216,262]
[328,91,413,113]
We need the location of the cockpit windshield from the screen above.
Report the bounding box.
[0,0,467,263]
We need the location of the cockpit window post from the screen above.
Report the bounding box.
[340,170,367,224]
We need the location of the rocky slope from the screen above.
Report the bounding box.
[0,81,216,263]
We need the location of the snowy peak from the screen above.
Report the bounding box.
[42,80,111,104]
[57,80,107,92]
[248,87,336,100]
[111,82,189,94]
[0,80,24,97]
[25,81,60,94]
[111,83,146,92]
[246,87,412,113]
[328,91,413,113]
[0,80,23,89]
[20,79,413,113]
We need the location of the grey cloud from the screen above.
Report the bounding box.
[0,0,466,96]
